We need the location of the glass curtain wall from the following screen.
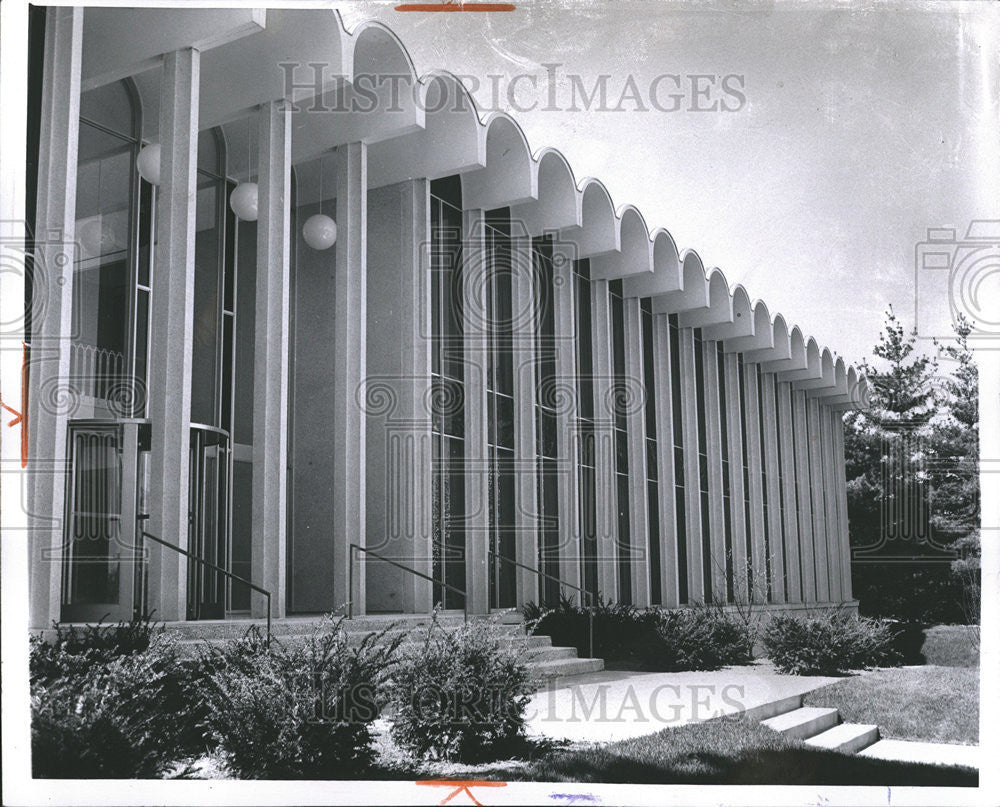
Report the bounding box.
[574,259,598,599]
[641,299,662,605]
[430,176,466,609]
[485,208,516,609]
[533,237,561,607]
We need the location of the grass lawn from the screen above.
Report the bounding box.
[803,666,979,744]
[393,718,976,787]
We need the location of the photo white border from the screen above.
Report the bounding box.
[1,2,996,805]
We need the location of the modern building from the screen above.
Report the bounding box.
[23,6,868,631]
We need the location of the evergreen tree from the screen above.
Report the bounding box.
[931,316,980,625]
[844,306,939,558]
[842,307,970,624]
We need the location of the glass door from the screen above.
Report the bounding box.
[187,425,231,620]
[61,421,148,623]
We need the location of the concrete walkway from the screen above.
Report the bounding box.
[858,739,981,769]
[524,661,839,742]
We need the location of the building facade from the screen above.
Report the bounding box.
[24,6,868,630]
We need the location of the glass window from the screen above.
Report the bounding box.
[430,176,466,610]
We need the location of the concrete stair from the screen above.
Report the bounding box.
[757,698,880,754]
[145,614,604,682]
[805,722,880,754]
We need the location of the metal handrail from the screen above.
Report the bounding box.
[139,528,272,642]
[348,543,468,622]
[487,549,596,659]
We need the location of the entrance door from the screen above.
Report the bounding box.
[61,421,148,623]
[187,426,230,620]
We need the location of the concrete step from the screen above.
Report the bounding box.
[526,656,604,682]
[761,706,840,740]
[858,739,980,769]
[805,722,879,754]
[741,693,804,723]
[158,615,521,642]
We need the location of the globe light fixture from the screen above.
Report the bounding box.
[136,143,161,185]
[303,213,337,250]
[229,182,258,221]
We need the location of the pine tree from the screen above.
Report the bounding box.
[842,307,967,623]
[844,306,939,557]
[931,316,980,625]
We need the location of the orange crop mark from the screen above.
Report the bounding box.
[0,342,28,467]
[395,2,516,11]
[416,779,507,805]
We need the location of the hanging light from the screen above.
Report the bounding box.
[303,214,337,250]
[136,143,161,185]
[229,182,258,221]
[302,154,336,250]
[229,116,258,221]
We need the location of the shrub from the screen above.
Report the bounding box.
[31,614,210,766]
[31,612,163,684]
[640,607,755,671]
[389,616,532,762]
[762,611,900,675]
[198,616,401,778]
[31,633,190,778]
[522,594,645,660]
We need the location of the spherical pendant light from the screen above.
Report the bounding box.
[136,143,161,185]
[303,213,337,250]
[229,182,259,221]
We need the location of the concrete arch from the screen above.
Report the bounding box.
[723,299,774,353]
[328,20,424,145]
[510,147,581,236]
[824,363,859,407]
[797,346,837,390]
[198,8,353,129]
[622,227,680,298]
[744,312,791,364]
[681,267,734,327]
[761,324,807,373]
[703,283,753,340]
[367,71,484,188]
[814,356,849,400]
[591,204,653,280]
[566,178,620,258]
[652,249,709,315]
[463,112,538,210]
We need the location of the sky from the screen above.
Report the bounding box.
[338,0,1000,367]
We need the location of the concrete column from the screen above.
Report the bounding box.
[511,235,539,606]
[147,47,200,621]
[759,370,786,602]
[702,337,727,603]
[807,397,831,601]
[833,409,854,601]
[792,389,816,601]
[624,298,650,607]
[776,380,802,603]
[725,353,749,605]
[742,361,767,603]
[27,7,83,630]
[403,180,434,613]
[653,313,679,607]
[462,208,489,615]
[553,245,580,594]
[591,279,618,601]
[821,403,843,601]
[250,100,291,619]
[678,327,704,603]
[332,141,367,614]
[364,180,433,614]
